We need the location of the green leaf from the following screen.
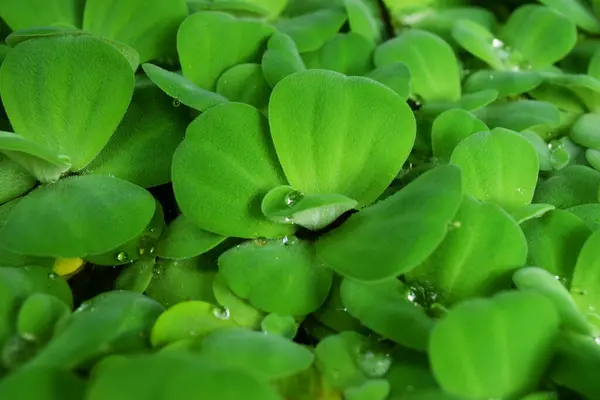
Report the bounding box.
[450,128,538,210]
[545,73,600,112]
[344,0,382,43]
[218,237,333,316]
[0,176,155,258]
[431,109,488,161]
[344,379,390,400]
[385,348,439,398]
[539,0,600,34]
[568,204,600,231]
[374,29,461,102]
[550,333,600,399]
[429,291,560,399]
[408,196,527,303]
[313,277,365,334]
[519,130,553,171]
[177,11,274,91]
[213,273,264,329]
[83,0,188,63]
[275,8,347,52]
[88,352,282,400]
[187,0,276,17]
[156,214,227,260]
[340,278,435,351]
[28,291,163,369]
[366,63,411,100]
[261,186,357,231]
[82,84,187,188]
[586,148,600,171]
[316,165,463,281]
[534,165,600,208]
[513,267,593,335]
[451,20,511,71]
[0,0,82,31]
[261,32,306,88]
[570,230,600,331]
[0,131,71,183]
[200,328,314,379]
[5,26,85,47]
[172,102,293,239]
[318,33,375,76]
[464,70,543,98]
[269,69,416,207]
[150,300,236,347]
[501,5,577,69]
[216,63,271,112]
[508,203,556,224]
[261,313,298,339]
[0,155,35,204]
[17,293,70,344]
[570,112,600,149]
[142,63,229,112]
[521,210,591,281]
[146,256,217,308]
[0,35,134,171]
[115,259,155,293]
[0,367,85,400]
[474,100,561,132]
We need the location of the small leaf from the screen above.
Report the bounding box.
[344,379,390,400]
[28,291,163,369]
[570,230,600,331]
[218,237,333,316]
[429,291,560,399]
[521,210,591,281]
[534,165,600,208]
[316,165,463,281]
[464,70,543,98]
[172,103,293,239]
[474,100,561,131]
[261,32,306,88]
[142,63,229,112]
[83,0,188,63]
[200,327,314,379]
[513,267,592,335]
[408,195,528,304]
[375,29,461,102]
[156,214,227,260]
[570,112,600,149]
[314,332,369,390]
[177,11,274,91]
[0,155,36,204]
[431,109,488,161]
[150,300,236,347]
[318,33,375,76]
[261,185,357,231]
[340,278,435,351]
[115,258,155,293]
[0,35,134,171]
[261,313,298,339]
[213,273,264,329]
[451,20,510,70]
[450,128,539,210]
[508,203,555,224]
[366,63,411,100]
[0,175,155,258]
[17,293,70,344]
[344,0,382,43]
[216,63,271,112]
[269,69,416,207]
[275,8,347,52]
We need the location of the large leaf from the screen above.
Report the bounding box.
[218,237,333,316]
[0,35,134,170]
[87,352,282,400]
[429,291,560,399]
[0,0,83,31]
[269,69,416,207]
[27,291,163,369]
[83,0,188,63]
[0,175,156,258]
[408,196,527,304]
[450,128,539,211]
[374,29,461,102]
[177,11,274,91]
[500,5,577,69]
[275,8,347,52]
[172,102,293,239]
[570,230,600,330]
[340,278,435,351]
[521,210,591,281]
[316,165,463,281]
[83,85,187,188]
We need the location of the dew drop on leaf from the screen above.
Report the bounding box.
[213,306,230,320]
[254,237,268,246]
[284,190,304,207]
[554,275,568,287]
[357,350,393,378]
[116,252,128,262]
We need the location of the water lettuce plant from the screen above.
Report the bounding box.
[2,0,600,399]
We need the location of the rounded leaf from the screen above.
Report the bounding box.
[431,109,488,161]
[318,33,375,76]
[0,0,81,31]
[275,8,347,53]
[216,63,271,112]
[464,70,543,98]
[269,69,416,207]
[534,165,600,208]
[570,230,600,330]
[156,215,227,260]
[261,32,306,88]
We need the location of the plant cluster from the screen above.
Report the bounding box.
[1,0,600,399]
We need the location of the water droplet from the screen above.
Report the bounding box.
[406,289,417,303]
[357,351,392,378]
[213,306,230,320]
[554,275,568,287]
[452,221,461,228]
[284,217,293,223]
[116,252,128,262]
[284,190,304,207]
[254,237,268,246]
[492,38,504,48]
[172,98,181,107]
[595,337,600,345]
[48,272,58,280]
